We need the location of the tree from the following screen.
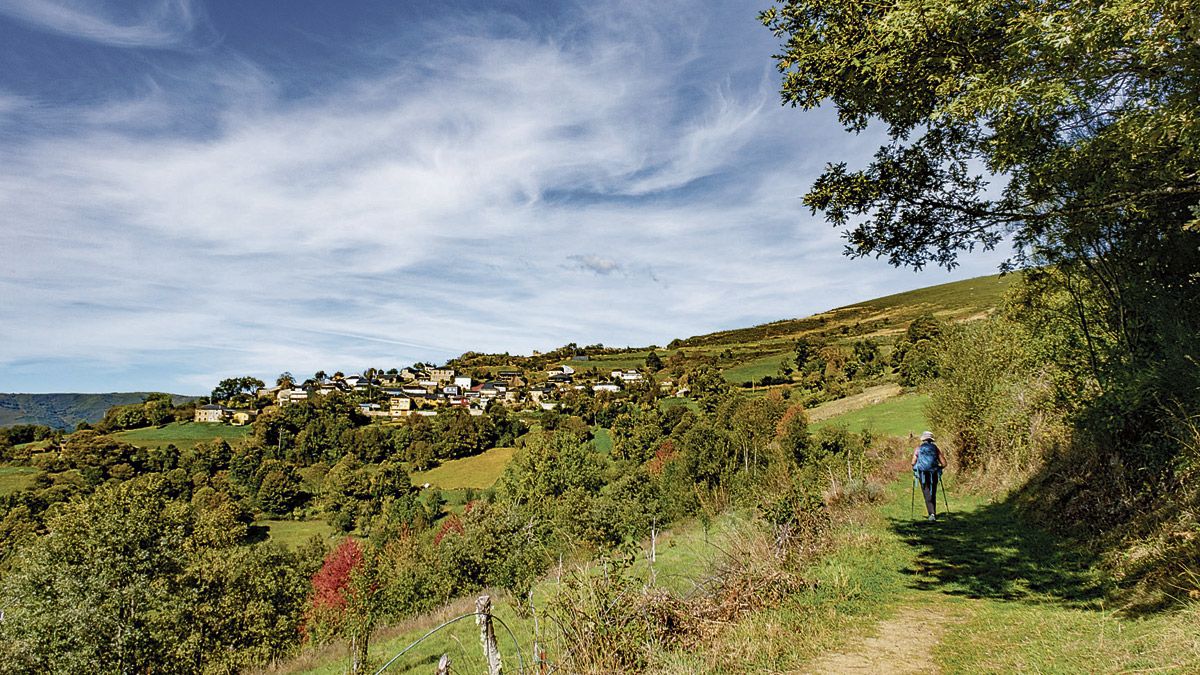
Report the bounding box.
[257,461,302,515]
[211,376,266,406]
[761,0,1199,273]
[849,339,882,379]
[679,365,731,412]
[499,429,603,506]
[793,338,815,370]
[776,403,812,467]
[645,350,663,372]
[0,475,306,672]
[307,538,382,673]
[761,0,1200,372]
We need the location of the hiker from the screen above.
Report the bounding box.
[912,431,947,521]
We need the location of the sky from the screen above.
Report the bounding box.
[0,0,1010,395]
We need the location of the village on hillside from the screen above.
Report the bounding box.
[194,361,675,425]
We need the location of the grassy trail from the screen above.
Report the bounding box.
[786,477,1198,674]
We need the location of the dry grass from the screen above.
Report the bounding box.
[547,521,827,673]
[807,383,903,423]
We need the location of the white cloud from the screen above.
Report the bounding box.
[0,0,205,48]
[0,1,1011,393]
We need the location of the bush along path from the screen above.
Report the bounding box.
[657,477,1200,673]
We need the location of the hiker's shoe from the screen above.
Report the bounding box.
[927,514,937,522]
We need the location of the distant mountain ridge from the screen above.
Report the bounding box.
[0,393,199,430]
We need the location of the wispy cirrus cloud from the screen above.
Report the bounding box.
[0,0,1011,393]
[0,0,206,48]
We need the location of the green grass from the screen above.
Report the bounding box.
[720,351,791,384]
[677,274,1012,349]
[657,397,700,414]
[849,273,1016,316]
[111,421,251,451]
[411,446,515,489]
[0,464,38,496]
[811,393,930,438]
[592,427,613,454]
[654,477,1200,673]
[556,353,654,372]
[11,439,53,453]
[255,519,335,549]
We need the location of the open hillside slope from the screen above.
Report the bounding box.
[517,274,1012,390]
[675,274,1013,349]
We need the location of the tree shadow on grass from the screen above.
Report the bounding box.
[890,499,1109,609]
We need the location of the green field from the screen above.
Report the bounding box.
[255,519,336,549]
[676,274,1011,351]
[721,351,791,384]
[0,465,38,496]
[112,421,251,451]
[811,393,931,438]
[848,273,1016,316]
[412,446,515,489]
[658,397,700,414]
[592,427,613,454]
[556,353,654,372]
[12,439,53,453]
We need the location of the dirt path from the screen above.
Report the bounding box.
[802,603,958,674]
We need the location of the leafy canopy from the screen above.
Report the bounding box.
[760,0,1200,270]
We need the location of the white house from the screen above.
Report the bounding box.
[593,383,622,393]
[195,404,229,423]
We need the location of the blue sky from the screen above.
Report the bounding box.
[0,0,1009,395]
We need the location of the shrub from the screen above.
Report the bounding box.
[927,317,1069,477]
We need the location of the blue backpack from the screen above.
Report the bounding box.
[914,441,940,471]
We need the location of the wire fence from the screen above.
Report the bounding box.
[373,602,527,675]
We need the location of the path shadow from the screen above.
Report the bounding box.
[890,498,1109,608]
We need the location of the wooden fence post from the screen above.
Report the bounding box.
[476,595,502,675]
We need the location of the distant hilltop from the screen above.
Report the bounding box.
[0,393,199,430]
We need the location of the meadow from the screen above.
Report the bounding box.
[411,446,515,489]
[0,465,38,496]
[111,421,251,451]
[810,392,930,439]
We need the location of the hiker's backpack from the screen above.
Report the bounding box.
[914,442,940,471]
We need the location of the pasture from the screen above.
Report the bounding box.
[112,421,251,451]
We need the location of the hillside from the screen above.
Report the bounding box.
[0,393,198,429]
[533,274,1012,387]
[676,274,1013,348]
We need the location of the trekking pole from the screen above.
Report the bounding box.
[910,471,916,519]
[939,469,950,513]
